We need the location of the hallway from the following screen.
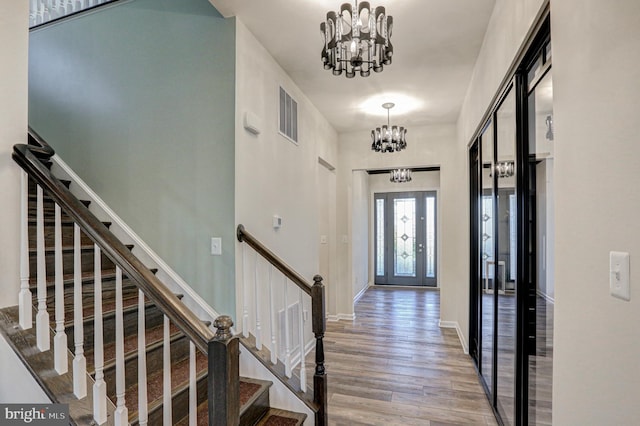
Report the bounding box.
[318,287,497,425]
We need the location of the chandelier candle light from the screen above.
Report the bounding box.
[321,0,393,78]
[371,103,407,152]
[390,169,412,183]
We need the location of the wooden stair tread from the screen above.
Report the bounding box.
[86,322,181,372]
[126,350,208,420]
[174,378,276,426]
[256,408,307,426]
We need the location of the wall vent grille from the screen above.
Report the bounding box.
[279,87,298,143]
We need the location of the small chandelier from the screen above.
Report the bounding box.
[494,161,515,178]
[371,103,407,152]
[390,168,412,183]
[321,1,393,78]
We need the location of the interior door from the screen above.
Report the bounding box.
[374,191,437,286]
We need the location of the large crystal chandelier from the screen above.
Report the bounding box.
[371,103,407,152]
[321,1,393,78]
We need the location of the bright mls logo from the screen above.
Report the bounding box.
[0,404,68,425]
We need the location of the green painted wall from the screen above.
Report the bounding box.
[28,0,236,318]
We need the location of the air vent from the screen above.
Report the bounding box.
[279,86,298,143]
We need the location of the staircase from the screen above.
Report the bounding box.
[2,135,310,425]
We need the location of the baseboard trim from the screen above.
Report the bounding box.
[439,320,469,354]
[327,313,356,322]
[536,289,555,304]
[353,284,368,304]
[52,155,220,324]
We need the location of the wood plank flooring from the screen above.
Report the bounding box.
[309,287,498,425]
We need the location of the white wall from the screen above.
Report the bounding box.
[0,336,51,403]
[336,124,461,323]
[351,170,369,306]
[234,19,338,345]
[551,1,640,423]
[0,1,28,308]
[458,0,547,144]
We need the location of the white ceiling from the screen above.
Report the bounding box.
[210,0,496,133]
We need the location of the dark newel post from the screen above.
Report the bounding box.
[311,275,328,426]
[208,315,239,426]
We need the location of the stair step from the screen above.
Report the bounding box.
[28,242,131,276]
[255,408,307,426]
[173,377,276,426]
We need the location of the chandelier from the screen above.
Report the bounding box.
[321,1,393,78]
[371,103,407,152]
[390,169,412,183]
[494,161,515,178]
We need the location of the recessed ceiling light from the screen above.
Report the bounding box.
[359,93,423,117]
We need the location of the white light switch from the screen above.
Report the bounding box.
[320,235,327,244]
[211,237,222,256]
[610,251,630,301]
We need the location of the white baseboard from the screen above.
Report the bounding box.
[439,320,469,354]
[51,156,220,325]
[536,289,555,304]
[326,313,356,322]
[353,283,368,304]
[327,314,356,322]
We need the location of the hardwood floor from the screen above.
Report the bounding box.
[309,287,498,425]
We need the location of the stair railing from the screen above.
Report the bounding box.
[29,0,122,29]
[236,224,328,426]
[13,129,239,426]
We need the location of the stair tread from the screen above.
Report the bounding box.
[173,378,277,426]
[256,408,307,426]
[126,350,208,419]
[86,322,181,372]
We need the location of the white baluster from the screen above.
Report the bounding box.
[18,173,32,330]
[73,224,87,398]
[36,185,50,352]
[189,342,196,426]
[283,278,292,378]
[42,0,52,23]
[163,315,172,425]
[54,203,68,374]
[137,290,148,426]
[269,267,277,365]
[242,244,249,338]
[37,2,46,25]
[114,266,128,425]
[298,288,306,392]
[254,252,262,350]
[93,244,107,425]
[29,1,38,27]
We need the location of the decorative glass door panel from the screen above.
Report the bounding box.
[375,191,437,286]
[394,198,417,277]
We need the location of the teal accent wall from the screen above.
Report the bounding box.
[29,0,236,318]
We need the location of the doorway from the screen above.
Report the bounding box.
[374,191,437,286]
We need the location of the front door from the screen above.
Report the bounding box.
[374,191,437,286]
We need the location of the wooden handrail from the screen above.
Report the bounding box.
[236,224,328,425]
[14,130,215,353]
[236,224,312,296]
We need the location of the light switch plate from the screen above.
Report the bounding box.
[610,251,630,301]
[211,237,222,256]
[320,235,327,244]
